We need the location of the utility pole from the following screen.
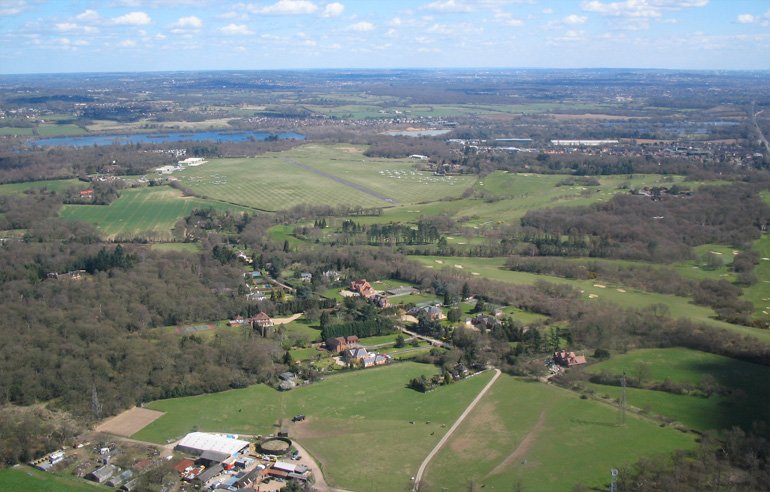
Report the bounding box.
[619,371,627,426]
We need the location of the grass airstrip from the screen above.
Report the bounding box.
[174,144,475,211]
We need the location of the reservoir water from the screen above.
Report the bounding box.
[31,130,304,147]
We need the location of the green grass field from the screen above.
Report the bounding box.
[133,362,495,491]
[0,467,97,492]
[412,255,770,343]
[0,179,83,195]
[583,348,769,431]
[36,124,87,136]
[339,172,703,229]
[0,127,35,136]
[174,144,475,211]
[743,233,770,322]
[421,376,696,492]
[149,242,202,254]
[60,186,249,240]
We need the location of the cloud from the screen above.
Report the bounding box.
[542,8,554,15]
[112,11,152,25]
[564,14,587,25]
[348,21,374,31]
[582,0,708,18]
[173,16,203,28]
[119,39,137,47]
[737,10,770,26]
[0,0,28,16]
[219,23,254,35]
[55,22,79,32]
[505,18,524,27]
[322,2,344,17]
[76,10,101,22]
[258,0,318,15]
[423,0,472,13]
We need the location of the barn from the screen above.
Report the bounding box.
[174,432,249,462]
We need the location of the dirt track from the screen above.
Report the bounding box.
[412,368,502,491]
[95,407,165,437]
[486,410,546,477]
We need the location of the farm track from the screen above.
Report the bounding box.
[280,157,398,204]
[412,368,502,491]
[485,410,546,478]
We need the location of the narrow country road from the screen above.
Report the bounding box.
[412,368,502,491]
[400,327,452,349]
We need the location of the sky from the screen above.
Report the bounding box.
[1,0,769,74]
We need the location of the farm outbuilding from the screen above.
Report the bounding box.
[174,432,249,461]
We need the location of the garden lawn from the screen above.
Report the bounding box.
[132,362,495,491]
[421,376,696,492]
[413,255,770,344]
[0,467,96,492]
[283,318,322,342]
[60,186,248,240]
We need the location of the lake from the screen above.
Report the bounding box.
[31,130,304,147]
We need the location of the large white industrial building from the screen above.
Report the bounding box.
[174,432,249,462]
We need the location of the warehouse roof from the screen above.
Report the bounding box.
[175,432,249,458]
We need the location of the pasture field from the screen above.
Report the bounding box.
[149,242,202,254]
[0,179,83,195]
[173,144,474,211]
[132,362,495,491]
[0,467,96,492]
[0,126,34,136]
[421,376,696,492]
[583,348,769,431]
[60,187,248,240]
[413,256,770,343]
[36,124,87,136]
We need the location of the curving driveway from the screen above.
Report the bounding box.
[412,368,502,491]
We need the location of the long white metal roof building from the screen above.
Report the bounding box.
[175,432,249,460]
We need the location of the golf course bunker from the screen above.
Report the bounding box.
[257,436,292,455]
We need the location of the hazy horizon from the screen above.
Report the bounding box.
[2,0,770,74]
